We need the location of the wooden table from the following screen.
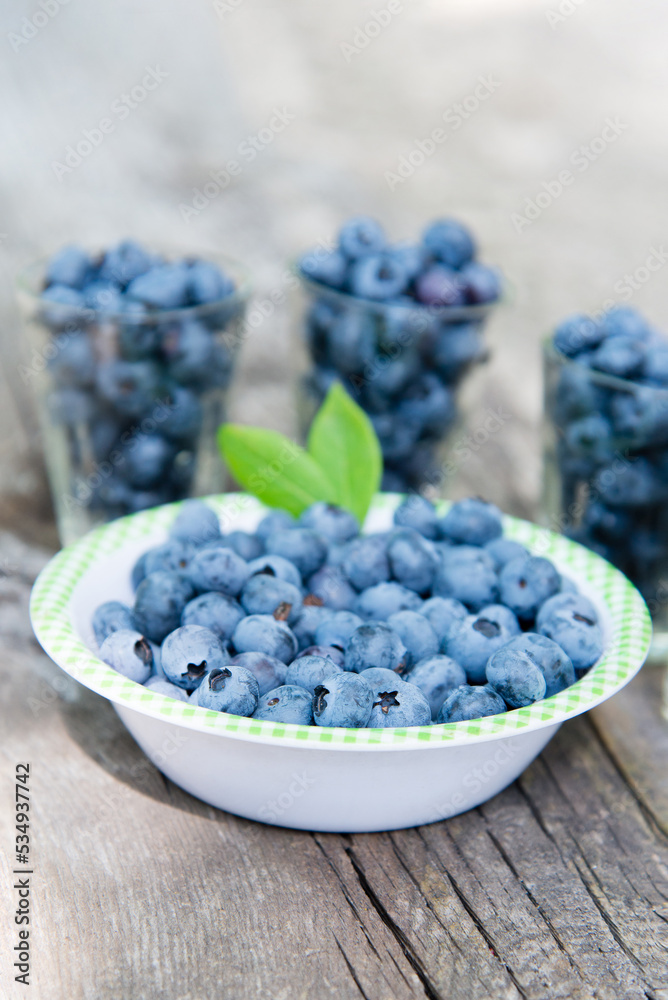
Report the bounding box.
[1,526,668,1000]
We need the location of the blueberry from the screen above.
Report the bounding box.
[415,265,465,307]
[187,260,234,304]
[477,603,521,636]
[326,309,376,375]
[552,365,607,423]
[232,614,298,664]
[49,333,95,388]
[433,546,499,611]
[564,415,614,463]
[195,664,259,716]
[143,676,190,702]
[388,241,428,281]
[387,528,439,593]
[610,388,668,445]
[393,495,440,539]
[291,604,335,650]
[223,531,264,562]
[295,645,346,669]
[422,219,475,269]
[445,609,518,683]
[159,387,203,445]
[286,653,343,694]
[354,581,422,620]
[535,592,598,631]
[246,554,302,590]
[131,552,150,591]
[163,319,218,388]
[590,336,645,379]
[367,680,431,727]
[484,537,529,570]
[170,500,221,545]
[240,574,303,624]
[231,651,288,696]
[100,629,154,683]
[553,314,604,357]
[181,591,244,641]
[313,673,374,728]
[499,556,561,622]
[307,565,357,611]
[341,534,390,590]
[45,245,91,289]
[161,624,229,690]
[338,217,386,259]
[460,262,502,305]
[430,323,485,383]
[502,633,575,697]
[96,360,159,418]
[92,600,136,646]
[405,654,466,719]
[386,610,439,665]
[144,540,196,576]
[344,622,408,674]
[253,685,314,725]
[359,666,406,691]
[439,498,503,545]
[486,646,547,708]
[299,503,359,544]
[188,546,249,597]
[121,434,175,490]
[40,284,85,326]
[350,253,409,301]
[538,608,604,674]
[594,457,661,507]
[99,240,154,287]
[126,263,191,310]
[419,596,468,645]
[643,346,668,386]
[255,510,296,541]
[134,571,195,642]
[299,249,348,288]
[265,528,328,579]
[83,280,123,313]
[314,610,364,651]
[437,684,506,723]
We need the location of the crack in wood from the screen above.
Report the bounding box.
[333,935,372,1000]
[345,844,464,1000]
[310,835,383,962]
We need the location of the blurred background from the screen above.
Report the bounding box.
[2,0,666,546]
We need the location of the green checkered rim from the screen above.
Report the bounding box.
[30,493,652,751]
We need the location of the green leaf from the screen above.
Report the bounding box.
[307,382,382,525]
[217,424,336,517]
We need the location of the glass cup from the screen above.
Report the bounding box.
[296,273,501,494]
[543,341,668,652]
[17,249,251,545]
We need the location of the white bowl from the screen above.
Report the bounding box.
[30,493,651,833]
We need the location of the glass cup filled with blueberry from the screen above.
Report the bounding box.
[543,305,668,647]
[17,241,251,544]
[296,216,503,494]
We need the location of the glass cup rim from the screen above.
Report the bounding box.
[543,339,668,397]
[293,261,505,323]
[16,246,253,325]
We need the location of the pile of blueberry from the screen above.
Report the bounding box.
[548,305,668,606]
[34,241,242,520]
[298,217,502,493]
[92,497,602,729]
